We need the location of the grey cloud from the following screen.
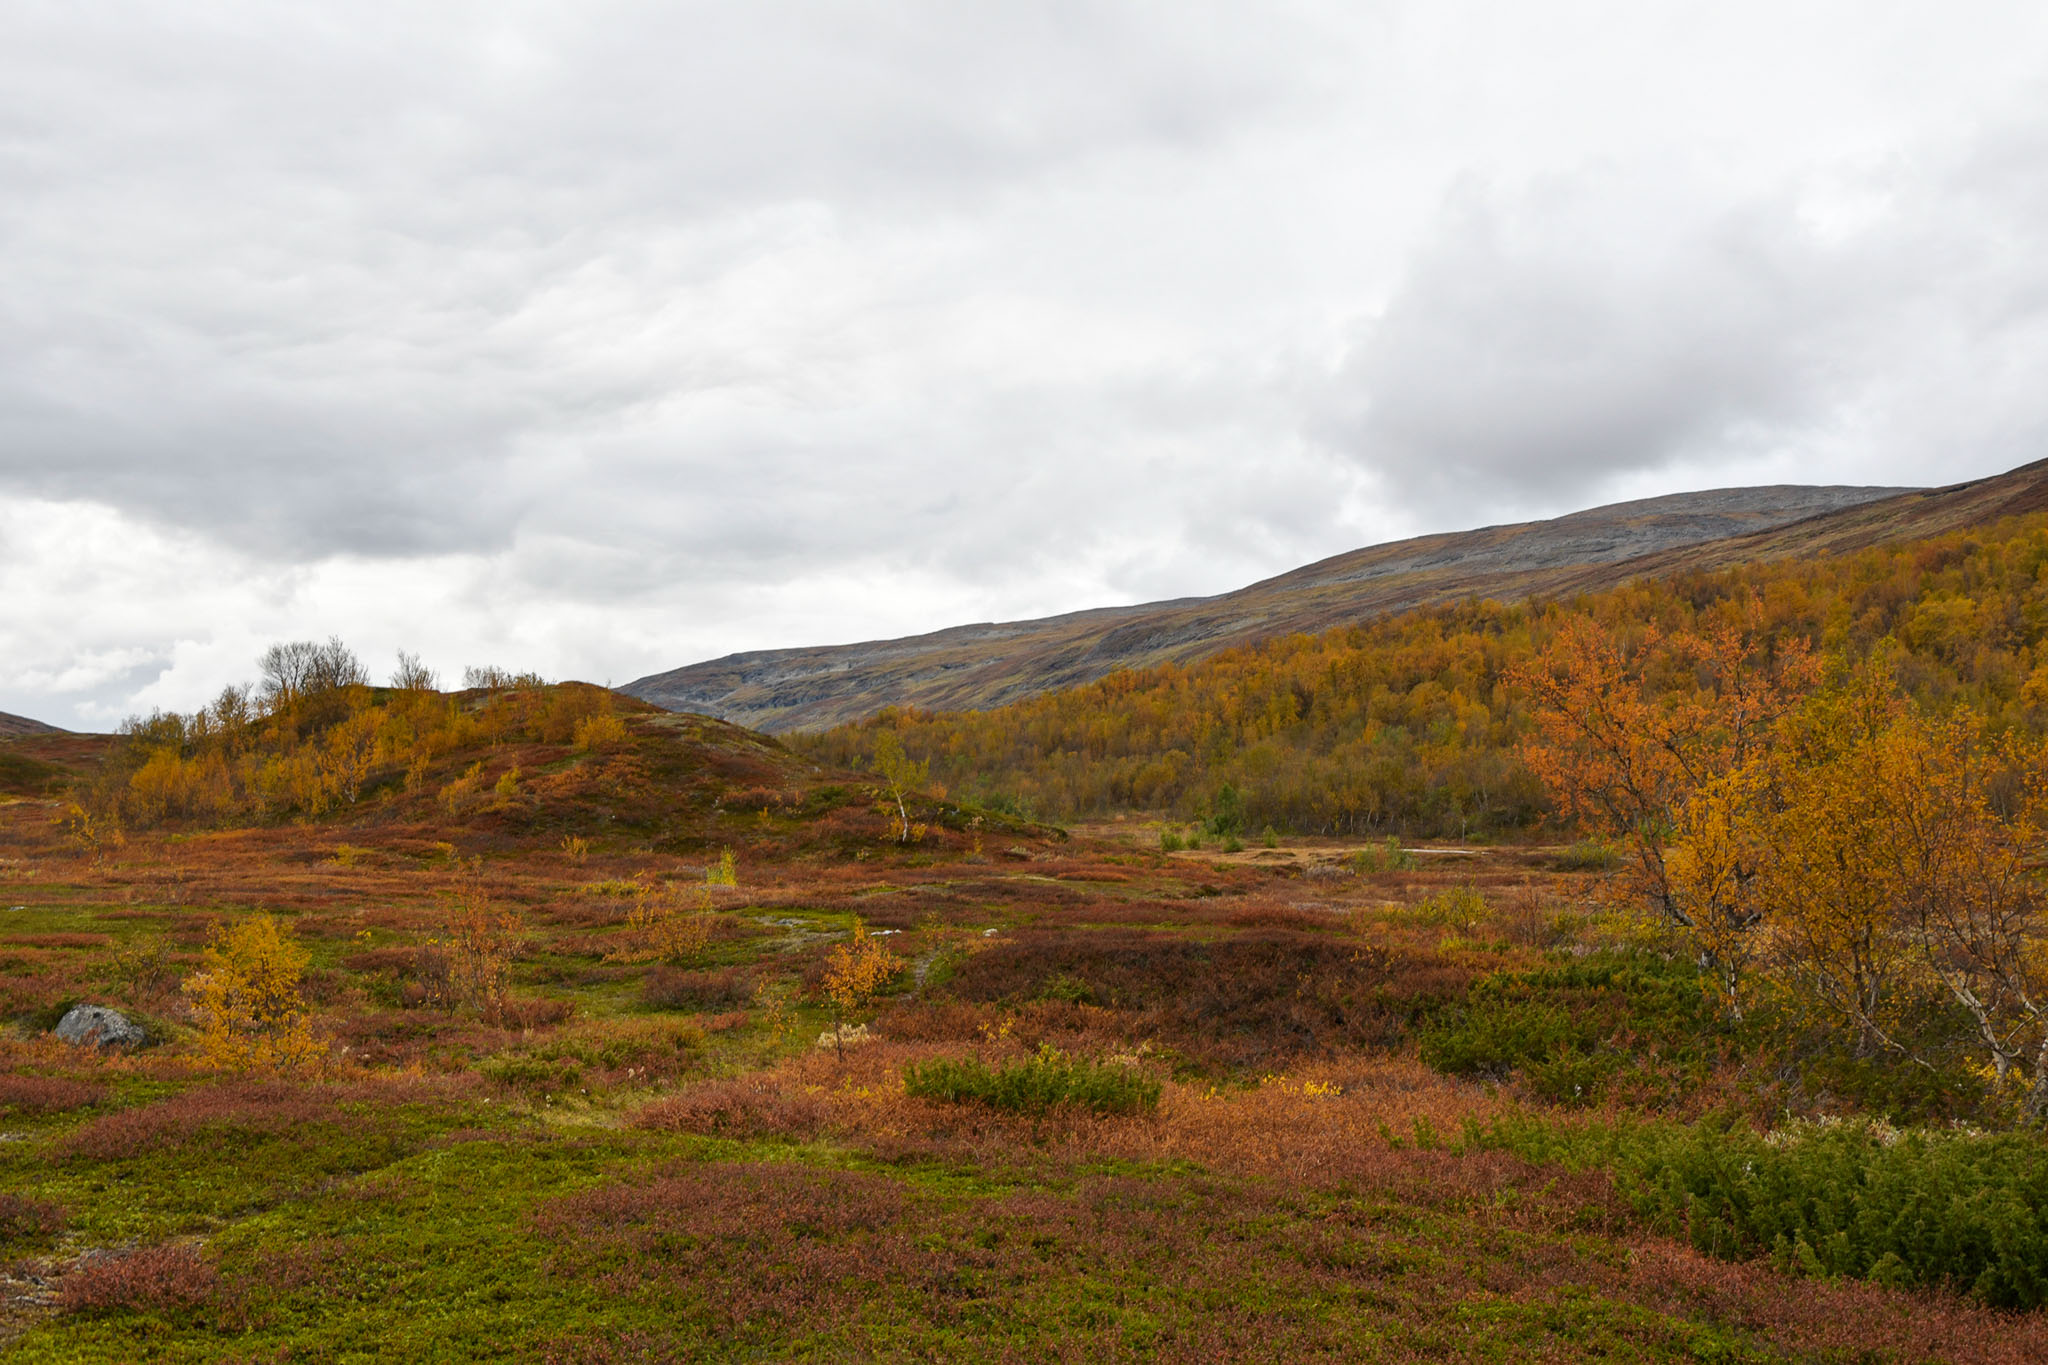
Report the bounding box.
[1327,173,1868,514]
[0,1,1334,559]
[1327,134,2048,519]
[8,2,2048,728]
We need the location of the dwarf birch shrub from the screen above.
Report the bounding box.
[573,711,628,751]
[608,877,715,965]
[820,918,903,1057]
[1469,1111,2048,1308]
[1348,837,1414,874]
[433,864,522,1023]
[707,847,738,887]
[182,914,322,1072]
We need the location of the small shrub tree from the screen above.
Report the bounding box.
[182,914,323,1072]
[707,847,738,887]
[390,649,438,691]
[821,917,904,1056]
[435,864,522,1024]
[609,876,716,965]
[573,711,628,751]
[871,731,928,843]
[59,802,120,866]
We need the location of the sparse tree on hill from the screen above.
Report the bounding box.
[260,637,368,711]
[872,731,929,843]
[391,650,438,691]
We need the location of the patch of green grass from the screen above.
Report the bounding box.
[1465,1110,2048,1309]
[1554,838,1621,872]
[0,1088,512,1245]
[2,1096,1931,1363]
[1418,951,1724,1105]
[903,1050,1160,1116]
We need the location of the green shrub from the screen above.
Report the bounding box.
[1411,885,1488,931]
[1467,1112,2048,1308]
[903,1050,1160,1116]
[1348,837,1416,874]
[1037,973,1094,1005]
[1419,952,1724,1105]
[1554,839,1620,872]
[975,790,1035,821]
[1204,784,1245,838]
[1159,828,1185,853]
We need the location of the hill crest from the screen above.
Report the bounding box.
[624,481,1917,732]
[0,710,63,739]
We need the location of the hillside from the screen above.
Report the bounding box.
[797,458,2048,837]
[0,711,61,739]
[17,657,2048,1357]
[623,483,1911,731]
[62,678,1052,865]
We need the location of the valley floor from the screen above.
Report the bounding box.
[2,795,2044,1362]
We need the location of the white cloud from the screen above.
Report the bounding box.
[4,2,2047,727]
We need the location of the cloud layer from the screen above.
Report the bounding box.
[4,2,2046,726]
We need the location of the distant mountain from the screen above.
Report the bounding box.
[625,470,2048,734]
[0,710,62,739]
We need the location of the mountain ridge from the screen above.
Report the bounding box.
[622,477,1991,733]
[0,710,63,739]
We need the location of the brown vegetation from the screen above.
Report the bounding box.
[10,594,2048,1356]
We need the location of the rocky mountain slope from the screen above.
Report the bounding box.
[622,475,2024,733]
[0,710,61,739]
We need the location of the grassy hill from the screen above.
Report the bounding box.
[13,548,2048,1355]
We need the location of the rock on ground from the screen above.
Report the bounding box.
[54,1004,145,1048]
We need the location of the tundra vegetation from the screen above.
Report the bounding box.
[7,519,2048,1359]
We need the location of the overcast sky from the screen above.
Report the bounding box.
[5,2,2047,729]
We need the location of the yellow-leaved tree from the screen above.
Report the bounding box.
[871,731,930,844]
[1510,598,1818,1005]
[1673,662,2048,1116]
[183,914,323,1071]
[821,917,904,1057]
[431,861,523,1024]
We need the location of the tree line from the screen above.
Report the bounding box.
[797,513,2048,839]
[87,640,623,826]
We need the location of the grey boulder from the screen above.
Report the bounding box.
[54,1004,145,1048]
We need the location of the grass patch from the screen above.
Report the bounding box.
[903,1050,1160,1116]
[1418,951,1724,1105]
[1554,839,1620,872]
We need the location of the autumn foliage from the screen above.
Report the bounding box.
[1521,608,2048,1118]
[820,917,903,1054]
[92,639,628,827]
[182,914,323,1072]
[800,510,2048,841]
